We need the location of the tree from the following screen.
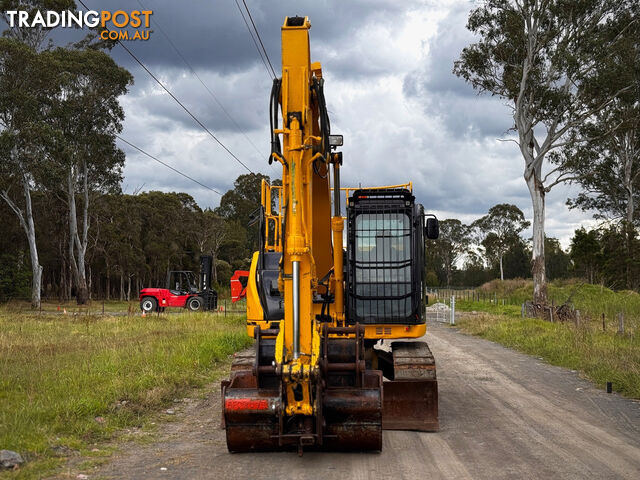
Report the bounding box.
[215,173,271,254]
[0,38,55,307]
[473,204,530,280]
[460,251,492,287]
[427,219,470,286]
[544,237,570,280]
[570,227,601,284]
[454,0,634,304]
[193,210,230,285]
[47,47,132,304]
[563,4,640,288]
[501,237,531,279]
[0,1,104,307]
[1,1,76,50]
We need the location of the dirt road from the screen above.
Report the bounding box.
[92,321,640,479]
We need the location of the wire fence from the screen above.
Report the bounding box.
[425,287,638,337]
[426,287,524,306]
[0,296,248,317]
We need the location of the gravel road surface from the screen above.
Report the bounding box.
[91,321,640,480]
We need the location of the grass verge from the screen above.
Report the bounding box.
[0,310,252,479]
[454,311,640,399]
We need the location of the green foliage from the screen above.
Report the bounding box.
[545,237,571,280]
[501,237,530,279]
[453,0,629,124]
[0,252,31,301]
[466,279,640,322]
[564,3,640,231]
[569,225,640,290]
[425,270,439,287]
[215,173,272,255]
[453,0,636,303]
[426,218,471,286]
[0,310,253,478]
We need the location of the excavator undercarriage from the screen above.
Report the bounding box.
[221,15,440,454]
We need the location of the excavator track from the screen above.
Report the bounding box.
[375,341,439,431]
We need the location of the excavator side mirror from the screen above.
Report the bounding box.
[425,216,439,240]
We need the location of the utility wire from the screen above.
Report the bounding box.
[78,0,253,174]
[136,0,268,162]
[116,135,223,196]
[233,0,274,80]
[240,0,277,78]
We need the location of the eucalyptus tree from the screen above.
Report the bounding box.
[0,38,56,307]
[47,47,132,304]
[454,0,635,304]
[427,219,471,287]
[0,1,89,307]
[563,3,640,288]
[473,204,530,280]
[1,1,76,50]
[194,210,230,285]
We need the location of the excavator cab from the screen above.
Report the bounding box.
[346,188,425,324]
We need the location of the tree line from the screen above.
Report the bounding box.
[429,204,640,290]
[0,172,271,302]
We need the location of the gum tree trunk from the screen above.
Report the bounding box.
[67,162,90,304]
[0,170,42,308]
[526,172,547,304]
[623,145,635,289]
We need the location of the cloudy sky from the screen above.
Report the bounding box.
[5,0,599,246]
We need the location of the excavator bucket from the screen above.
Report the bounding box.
[377,341,439,431]
[222,333,383,453]
[222,369,383,453]
[322,371,383,451]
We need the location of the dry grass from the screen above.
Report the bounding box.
[455,312,640,399]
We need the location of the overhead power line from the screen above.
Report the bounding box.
[116,135,223,196]
[233,0,275,80]
[240,0,277,78]
[135,0,267,162]
[78,0,253,174]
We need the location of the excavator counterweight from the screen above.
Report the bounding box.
[222,15,440,454]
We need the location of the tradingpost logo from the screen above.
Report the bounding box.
[4,9,153,41]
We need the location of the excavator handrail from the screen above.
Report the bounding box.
[330,182,413,210]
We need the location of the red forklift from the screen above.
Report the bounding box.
[139,255,218,313]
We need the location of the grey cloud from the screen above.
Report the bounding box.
[88,0,425,78]
[403,2,513,140]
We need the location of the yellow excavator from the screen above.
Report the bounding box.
[221,16,440,454]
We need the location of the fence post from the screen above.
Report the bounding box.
[224,299,227,317]
[602,313,605,332]
[450,295,455,325]
[521,303,525,318]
